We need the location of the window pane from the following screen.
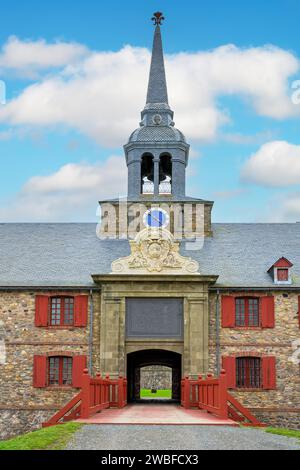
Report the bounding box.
[248,298,259,327]
[62,358,73,385]
[64,298,74,325]
[277,269,288,281]
[50,298,61,326]
[235,299,246,326]
[236,357,261,388]
[49,357,60,385]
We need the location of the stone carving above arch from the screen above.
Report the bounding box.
[111,228,200,275]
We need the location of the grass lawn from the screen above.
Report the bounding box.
[0,422,83,451]
[265,427,300,441]
[140,389,172,399]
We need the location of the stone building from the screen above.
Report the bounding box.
[140,366,172,392]
[0,14,299,439]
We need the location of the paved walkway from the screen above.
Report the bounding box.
[76,404,237,426]
[66,425,300,450]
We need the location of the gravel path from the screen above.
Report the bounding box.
[66,425,300,451]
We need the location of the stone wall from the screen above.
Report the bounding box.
[0,290,101,440]
[140,366,172,390]
[208,291,300,430]
[0,410,54,441]
[0,287,299,439]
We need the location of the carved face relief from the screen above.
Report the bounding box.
[152,114,162,125]
[148,242,162,259]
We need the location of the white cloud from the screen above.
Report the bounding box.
[262,192,300,222]
[279,193,300,220]
[0,40,299,147]
[221,130,276,146]
[0,156,127,222]
[0,36,88,76]
[242,141,300,186]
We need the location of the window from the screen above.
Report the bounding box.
[50,297,74,326]
[268,257,293,285]
[277,268,289,282]
[235,298,259,327]
[48,357,73,386]
[236,357,261,389]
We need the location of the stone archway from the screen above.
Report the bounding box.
[127,349,182,402]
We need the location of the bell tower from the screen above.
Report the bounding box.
[99,13,213,239]
[125,12,189,200]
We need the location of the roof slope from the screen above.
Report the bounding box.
[0,223,299,288]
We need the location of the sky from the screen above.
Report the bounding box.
[0,0,300,223]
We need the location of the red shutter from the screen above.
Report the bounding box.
[35,296,49,327]
[262,357,276,390]
[33,355,47,388]
[74,295,88,327]
[261,296,275,328]
[221,296,236,328]
[222,356,236,388]
[72,355,87,388]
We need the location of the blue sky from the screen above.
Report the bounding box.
[0,0,300,222]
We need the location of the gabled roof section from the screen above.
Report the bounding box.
[268,257,294,273]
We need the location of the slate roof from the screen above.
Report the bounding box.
[0,223,299,289]
[128,125,186,144]
[146,24,169,106]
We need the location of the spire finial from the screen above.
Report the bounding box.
[146,11,168,105]
[152,12,165,26]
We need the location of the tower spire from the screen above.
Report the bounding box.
[124,13,190,200]
[146,12,169,106]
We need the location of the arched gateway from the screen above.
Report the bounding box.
[127,349,182,402]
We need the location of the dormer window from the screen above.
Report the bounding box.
[277,268,289,282]
[268,257,293,285]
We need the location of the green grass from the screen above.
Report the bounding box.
[140,389,172,399]
[265,427,300,441]
[0,422,83,451]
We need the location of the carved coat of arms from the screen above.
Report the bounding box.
[111,229,199,275]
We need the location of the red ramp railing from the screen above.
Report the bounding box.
[181,370,228,419]
[181,370,264,426]
[43,369,127,427]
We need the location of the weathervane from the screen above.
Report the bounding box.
[152,12,165,26]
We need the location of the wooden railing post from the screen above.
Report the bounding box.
[106,374,110,406]
[124,379,127,405]
[219,369,228,419]
[81,368,91,419]
[183,376,191,409]
[118,376,124,408]
[197,375,203,410]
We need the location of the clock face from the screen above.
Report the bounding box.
[143,209,169,229]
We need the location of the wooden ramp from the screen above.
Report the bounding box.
[43,370,264,428]
[75,404,238,426]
